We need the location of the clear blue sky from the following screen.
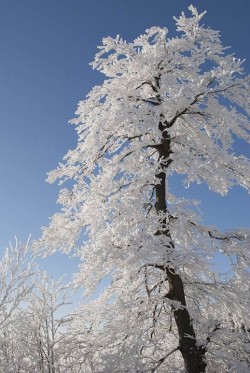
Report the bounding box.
[0,0,249,278]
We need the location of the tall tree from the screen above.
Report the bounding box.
[36,6,250,372]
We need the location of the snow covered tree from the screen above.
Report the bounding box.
[19,273,72,373]
[0,239,35,372]
[36,6,250,372]
[0,239,34,330]
[0,272,74,373]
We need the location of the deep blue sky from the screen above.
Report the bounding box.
[0,0,249,277]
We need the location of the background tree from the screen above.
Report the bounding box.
[36,6,250,372]
[20,273,72,373]
[0,239,34,330]
[0,239,34,372]
[0,272,74,372]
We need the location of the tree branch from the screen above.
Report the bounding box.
[150,346,180,372]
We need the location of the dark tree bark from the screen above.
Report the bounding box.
[154,125,207,373]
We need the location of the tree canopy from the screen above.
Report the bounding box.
[36,6,250,372]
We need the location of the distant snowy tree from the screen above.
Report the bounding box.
[0,239,34,330]
[20,273,72,373]
[0,272,74,373]
[0,239,34,372]
[36,6,250,372]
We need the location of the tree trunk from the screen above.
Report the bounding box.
[155,133,207,373]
